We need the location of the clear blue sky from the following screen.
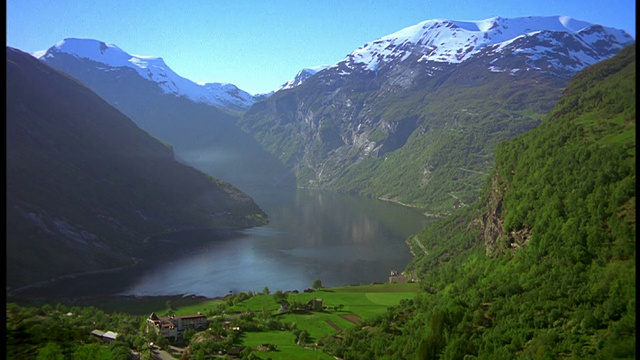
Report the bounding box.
[6,0,636,95]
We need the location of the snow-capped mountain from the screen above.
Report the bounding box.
[335,15,633,76]
[279,65,330,90]
[273,16,633,92]
[35,38,258,110]
[238,15,635,215]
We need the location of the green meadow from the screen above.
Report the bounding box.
[226,283,419,358]
[36,282,419,358]
[241,331,334,360]
[135,282,419,358]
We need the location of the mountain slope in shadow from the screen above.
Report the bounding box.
[6,46,268,290]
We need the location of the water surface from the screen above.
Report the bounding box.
[120,188,432,297]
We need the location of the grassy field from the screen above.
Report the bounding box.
[226,282,419,358]
[148,282,419,318]
[16,282,419,358]
[241,331,334,360]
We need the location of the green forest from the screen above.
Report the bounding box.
[6,44,635,359]
[319,44,636,359]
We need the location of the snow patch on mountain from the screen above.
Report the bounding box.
[279,65,330,90]
[339,16,634,74]
[36,38,257,110]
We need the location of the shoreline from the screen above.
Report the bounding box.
[6,228,246,301]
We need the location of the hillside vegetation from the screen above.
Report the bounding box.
[240,56,564,216]
[6,284,419,359]
[319,44,636,359]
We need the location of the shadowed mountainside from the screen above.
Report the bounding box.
[6,47,268,290]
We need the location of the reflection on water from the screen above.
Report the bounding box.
[120,188,432,298]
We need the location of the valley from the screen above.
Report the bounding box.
[6,14,635,359]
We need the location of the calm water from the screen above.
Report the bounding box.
[118,188,432,298]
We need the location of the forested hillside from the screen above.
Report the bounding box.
[320,44,636,359]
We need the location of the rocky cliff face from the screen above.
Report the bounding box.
[474,173,531,256]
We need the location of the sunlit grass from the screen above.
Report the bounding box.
[241,331,334,360]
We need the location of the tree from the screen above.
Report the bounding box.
[139,343,153,360]
[312,279,323,289]
[240,345,255,359]
[273,290,288,304]
[155,334,170,350]
[109,341,132,360]
[297,330,310,345]
[36,342,64,360]
[165,300,174,315]
[72,343,100,360]
[183,328,197,344]
[193,348,206,360]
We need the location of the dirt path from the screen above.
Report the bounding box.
[326,320,340,331]
[339,314,360,324]
[326,314,360,331]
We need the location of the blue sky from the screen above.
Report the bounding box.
[6,0,636,95]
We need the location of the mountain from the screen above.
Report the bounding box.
[341,15,630,74]
[6,46,268,291]
[35,38,259,110]
[238,16,634,216]
[37,38,295,195]
[279,65,330,90]
[321,43,636,360]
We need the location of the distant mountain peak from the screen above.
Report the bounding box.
[279,65,330,90]
[36,38,259,110]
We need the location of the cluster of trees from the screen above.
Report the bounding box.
[319,44,636,359]
[6,302,161,359]
[7,277,337,359]
[7,292,294,359]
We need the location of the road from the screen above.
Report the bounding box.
[152,348,176,360]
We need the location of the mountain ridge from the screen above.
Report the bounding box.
[272,15,634,91]
[237,15,634,216]
[6,46,268,290]
[27,15,635,216]
[37,45,297,196]
[35,38,261,110]
[344,15,631,69]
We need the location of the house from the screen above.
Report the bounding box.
[306,298,323,311]
[389,270,408,283]
[90,329,118,342]
[227,346,247,358]
[147,312,208,341]
[278,302,290,313]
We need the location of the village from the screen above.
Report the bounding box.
[89,287,331,358]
